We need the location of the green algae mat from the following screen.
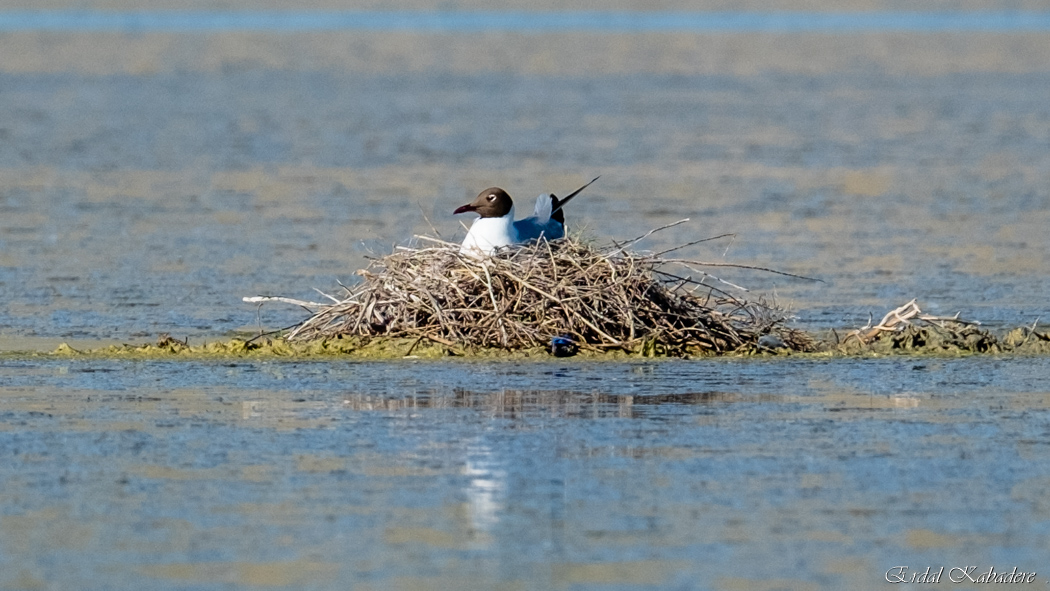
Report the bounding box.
[48,320,1050,360]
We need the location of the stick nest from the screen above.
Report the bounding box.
[284,236,811,356]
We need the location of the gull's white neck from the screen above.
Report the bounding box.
[460,204,517,256]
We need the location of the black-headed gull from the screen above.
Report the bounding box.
[454,177,598,256]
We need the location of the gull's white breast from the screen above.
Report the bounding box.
[460,205,518,256]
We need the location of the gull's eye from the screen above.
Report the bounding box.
[487,194,496,201]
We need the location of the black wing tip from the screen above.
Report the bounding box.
[555,176,600,211]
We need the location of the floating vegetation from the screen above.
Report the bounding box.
[833,299,1050,356]
[251,228,815,357]
[46,299,1050,359]
[39,236,1050,361]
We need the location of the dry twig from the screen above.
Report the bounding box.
[845,299,978,345]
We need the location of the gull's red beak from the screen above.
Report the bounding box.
[453,204,477,215]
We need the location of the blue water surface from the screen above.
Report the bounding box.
[1,11,1050,32]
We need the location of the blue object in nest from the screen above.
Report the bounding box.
[550,336,578,357]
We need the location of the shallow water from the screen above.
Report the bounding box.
[1,5,1050,589]
[3,355,1050,590]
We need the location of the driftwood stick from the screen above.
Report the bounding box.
[242,295,327,308]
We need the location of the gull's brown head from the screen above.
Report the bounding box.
[454,187,513,219]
